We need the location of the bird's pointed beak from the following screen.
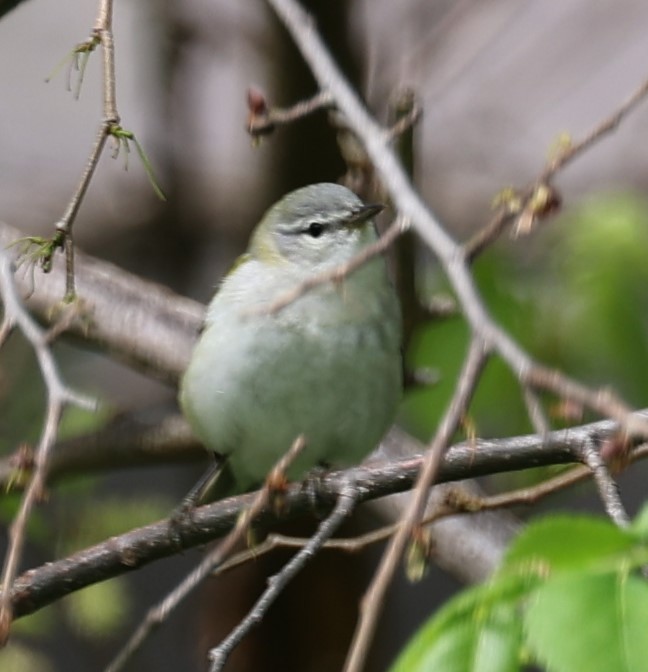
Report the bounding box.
[346,203,384,228]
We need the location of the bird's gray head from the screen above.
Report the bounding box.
[250,183,383,270]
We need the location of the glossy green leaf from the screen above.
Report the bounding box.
[389,574,537,672]
[525,571,648,672]
[629,502,648,539]
[503,515,635,573]
[392,608,522,672]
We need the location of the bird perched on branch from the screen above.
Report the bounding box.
[180,183,402,494]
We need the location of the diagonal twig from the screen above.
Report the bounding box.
[580,438,629,528]
[343,337,487,671]
[104,436,307,672]
[53,0,118,299]
[208,479,358,671]
[0,250,96,643]
[7,414,648,623]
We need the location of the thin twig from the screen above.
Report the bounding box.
[524,365,642,435]
[580,438,630,528]
[0,220,204,385]
[96,0,117,121]
[55,126,110,295]
[247,89,333,137]
[541,75,648,180]
[386,95,422,142]
[522,386,551,436]
[104,436,307,672]
[8,424,648,622]
[445,466,591,511]
[464,76,648,259]
[344,338,487,672]
[463,207,513,262]
[209,466,594,570]
[463,179,560,261]
[54,0,119,299]
[0,250,95,643]
[208,480,358,671]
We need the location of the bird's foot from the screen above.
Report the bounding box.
[301,465,331,518]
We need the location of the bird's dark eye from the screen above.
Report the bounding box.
[306,222,324,238]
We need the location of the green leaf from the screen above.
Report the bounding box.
[503,515,635,573]
[108,125,166,201]
[546,193,648,403]
[630,502,648,539]
[57,399,110,442]
[525,571,648,672]
[45,36,99,100]
[389,573,537,672]
[391,601,524,672]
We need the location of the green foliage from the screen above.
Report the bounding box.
[45,35,100,100]
[57,399,110,444]
[402,192,648,441]
[389,507,648,672]
[11,603,55,638]
[525,572,648,672]
[543,193,648,404]
[108,125,167,202]
[0,643,54,672]
[8,232,65,273]
[391,573,537,672]
[630,505,648,538]
[64,579,130,639]
[504,515,637,570]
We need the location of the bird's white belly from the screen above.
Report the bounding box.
[180,301,400,490]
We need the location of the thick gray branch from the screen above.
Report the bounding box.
[0,220,202,383]
[10,415,643,620]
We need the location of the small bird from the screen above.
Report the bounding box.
[179,183,402,493]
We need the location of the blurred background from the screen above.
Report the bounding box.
[1,0,648,670]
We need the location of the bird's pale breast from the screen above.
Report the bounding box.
[180,256,402,491]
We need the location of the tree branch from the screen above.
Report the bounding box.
[0,220,202,383]
[8,412,647,622]
[580,439,630,527]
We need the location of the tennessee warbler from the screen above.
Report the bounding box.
[180,183,402,492]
